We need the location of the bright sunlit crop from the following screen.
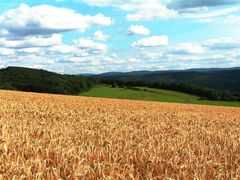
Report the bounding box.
[0,90,239,179]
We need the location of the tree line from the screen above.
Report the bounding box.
[0,67,98,95]
[1,66,239,101]
[101,79,240,102]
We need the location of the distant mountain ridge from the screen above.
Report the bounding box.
[97,67,240,77]
[1,66,239,96]
[95,67,240,93]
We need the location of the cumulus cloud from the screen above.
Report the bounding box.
[0,3,112,37]
[81,0,240,21]
[80,1,177,21]
[132,36,168,48]
[74,38,108,53]
[16,48,42,55]
[204,37,240,50]
[181,6,240,19]
[198,14,240,25]
[90,14,112,26]
[126,2,177,21]
[141,51,164,60]
[82,0,240,9]
[92,31,109,41]
[0,34,62,49]
[0,3,113,68]
[127,25,150,35]
[169,43,205,54]
[48,45,77,54]
[0,48,15,56]
[223,15,240,24]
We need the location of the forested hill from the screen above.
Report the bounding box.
[98,68,240,93]
[0,67,97,95]
[1,66,240,102]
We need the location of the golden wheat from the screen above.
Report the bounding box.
[0,90,239,179]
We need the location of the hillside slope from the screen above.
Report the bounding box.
[80,85,240,107]
[0,67,96,94]
[98,68,240,92]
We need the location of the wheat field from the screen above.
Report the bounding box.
[0,90,239,179]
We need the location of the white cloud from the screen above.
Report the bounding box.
[81,0,240,21]
[126,2,177,21]
[0,3,113,67]
[128,25,150,35]
[204,37,240,49]
[0,34,62,48]
[80,0,118,7]
[48,45,77,54]
[223,15,240,24]
[80,1,177,21]
[1,1,240,74]
[198,15,240,25]
[0,48,15,56]
[74,38,108,53]
[80,0,206,9]
[141,51,164,60]
[90,14,112,26]
[81,0,240,9]
[182,6,240,19]
[132,35,168,48]
[92,31,109,41]
[0,3,112,37]
[169,43,205,54]
[16,48,42,54]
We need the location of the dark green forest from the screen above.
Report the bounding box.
[0,67,97,95]
[100,75,240,102]
[98,69,240,92]
[0,66,239,102]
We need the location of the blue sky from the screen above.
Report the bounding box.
[0,0,240,74]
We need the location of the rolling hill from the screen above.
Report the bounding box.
[0,66,239,103]
[0,66,97,95]
[97,67,240,92]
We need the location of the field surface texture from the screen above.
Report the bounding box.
[0,90,240,179]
